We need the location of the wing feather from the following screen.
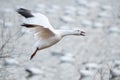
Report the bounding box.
[23,13,54,30]
[17,8,56,39]
[22,24,55,39]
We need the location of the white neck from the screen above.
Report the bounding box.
[57,30,78,37]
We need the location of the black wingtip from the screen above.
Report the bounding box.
[21,23,36,28]
[16,8,34,18]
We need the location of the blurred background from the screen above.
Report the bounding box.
[0,0,120,80]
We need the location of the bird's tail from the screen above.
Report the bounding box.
[16,8,34,18]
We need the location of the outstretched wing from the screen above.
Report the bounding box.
[17,8,55,39]
[21,24,55,39]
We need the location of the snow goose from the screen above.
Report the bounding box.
[3,58,19,66]
[51,50,64,57]
[17,8,85,60]
[25,67,44,78]
[81,20,93,28]
[108,26,120,34]
[60,15,75,23]
[60,53,75,63]
[93,22,104,28]
[83,62,101,70]
[98,11,111,18]
[100,5,112,11]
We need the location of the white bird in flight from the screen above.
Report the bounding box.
[17,8,85,60]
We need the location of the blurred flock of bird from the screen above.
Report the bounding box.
[0,0,120,80]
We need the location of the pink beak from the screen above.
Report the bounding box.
[80,31,85,36]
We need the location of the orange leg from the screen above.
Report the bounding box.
[30,48,39,60]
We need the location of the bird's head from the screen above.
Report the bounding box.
[74,30,85,36]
